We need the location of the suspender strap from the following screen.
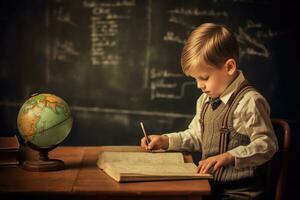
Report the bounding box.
[215,81,255,181]
[220,83,254,153]
[221,82,252,129]
[199,102,210,134]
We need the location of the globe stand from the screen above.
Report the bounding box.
[22,142,65,172]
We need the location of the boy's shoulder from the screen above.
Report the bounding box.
[239,88,270,113]
[241,89,268,104]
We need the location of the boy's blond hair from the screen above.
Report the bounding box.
[181,23,239,75]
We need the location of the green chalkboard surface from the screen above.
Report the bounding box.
[0,0,296,146]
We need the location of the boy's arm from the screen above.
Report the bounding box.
[164,96,205,152]
[228,92,279,169]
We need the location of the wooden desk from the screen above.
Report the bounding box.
[0,146,211,200]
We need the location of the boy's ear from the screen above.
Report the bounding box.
[224,58,236,75]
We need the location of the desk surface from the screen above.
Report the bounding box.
[0,146,211,200]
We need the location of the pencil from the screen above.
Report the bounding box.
[140,122,150,145]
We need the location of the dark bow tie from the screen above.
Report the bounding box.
[209,97,222,110]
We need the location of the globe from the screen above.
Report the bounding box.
[17,93,73,171]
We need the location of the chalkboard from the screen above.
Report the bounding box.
[0,0,297,146]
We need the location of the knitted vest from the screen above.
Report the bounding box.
[199,82,257,182]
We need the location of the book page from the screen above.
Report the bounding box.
[97,151,185,167]
[100,162,212,182]
[97,151,213,182]
[102,162,198,175]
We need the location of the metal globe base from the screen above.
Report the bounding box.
[22,142,64,172]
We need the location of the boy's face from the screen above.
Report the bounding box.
[188,60,235,99]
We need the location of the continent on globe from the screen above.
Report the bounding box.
[17,93,73,149]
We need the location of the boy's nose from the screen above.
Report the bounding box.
[196,80,205,90]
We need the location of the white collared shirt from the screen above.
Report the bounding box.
[165,71,278,169]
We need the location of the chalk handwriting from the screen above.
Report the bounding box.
[54,7,77,26]
[163,31,185,44]
[52,39,79,62]
[244,20,262,30]
[256,29,282,39]
[168,8,228,17]
[87,1,135,66]
[83,0,135,8]
[150,68,194,100]
[236,20,284,58]
[237,26,270,58]
[168,14,190,28]
[151,80,195,100]
[150,68,183,79]
[244,20,283,39]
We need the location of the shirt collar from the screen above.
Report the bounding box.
[204,70,246,105]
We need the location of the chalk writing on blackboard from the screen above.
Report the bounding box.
[168,15,189,28]
[149,68,195,100]
[168,8,228,17]
[164,32,185,44]
[45,0,286,105]
[238,20,283,58]
[166,5,285,60]
[52,39,79,62]
[84,0,136,66]
[237,27,270,58]
[54,7,77,26]
[83,0,135,8]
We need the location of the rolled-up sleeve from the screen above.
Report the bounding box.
[228,94,278,169]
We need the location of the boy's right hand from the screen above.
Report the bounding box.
[140,135,169,150]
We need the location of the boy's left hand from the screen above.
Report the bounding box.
[197,152,235,174]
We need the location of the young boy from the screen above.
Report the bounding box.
[141,23,278,199]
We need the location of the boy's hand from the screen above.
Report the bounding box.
[197,152,235,174]
[140,135,169,150]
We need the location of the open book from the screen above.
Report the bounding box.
[97,151,212,182]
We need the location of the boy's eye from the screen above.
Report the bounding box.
[199,76,209,81]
